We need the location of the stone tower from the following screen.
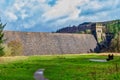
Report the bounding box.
[92,23,105,42]
[96,23,103,42]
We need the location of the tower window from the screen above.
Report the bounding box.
[97,30,101,32]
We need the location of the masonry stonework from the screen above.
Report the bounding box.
[4,31,97,55]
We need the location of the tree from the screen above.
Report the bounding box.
[85,29,91,34]
[0,20,5,56]
[109,32,120,52]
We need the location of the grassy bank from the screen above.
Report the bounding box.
[0,54,120,80]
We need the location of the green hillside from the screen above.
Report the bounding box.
[105,20,120,52]
[106,20,120,37]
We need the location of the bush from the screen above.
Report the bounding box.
[79,31,85,34]
[8,40,23,56]
[85,29,91,34]
[1,44,12,56]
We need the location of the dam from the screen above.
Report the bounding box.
[4,31,97,55]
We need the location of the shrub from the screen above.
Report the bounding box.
[2,44,12,56]
[8,40,23,56]
[85,29,91,34]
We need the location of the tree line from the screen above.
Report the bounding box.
[106,20,120,52]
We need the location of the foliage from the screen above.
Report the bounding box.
[0,55,120,80]
[0,20,5,56]
[78,31,85,34]
[8,40,23,56]
[106,20,120,35]
[78,29,91,34]
[109,33,120,52]
[1,44,12,56]
[85,29,91,34]
[106,20,120,52]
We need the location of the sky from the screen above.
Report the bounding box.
[0,0,120,32]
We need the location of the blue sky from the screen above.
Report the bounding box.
[0,0,120,32]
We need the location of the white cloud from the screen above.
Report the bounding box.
[20,9,29,19]
[0,0,120,31]
[42,0,89,22]
[6,12,18,21]
[13,2,24,11]
[2,0,51,29]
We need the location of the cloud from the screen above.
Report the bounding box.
[42,0,89,22]
[80,0,120,16]
[6,12,18,21]
[0,0,120,32]
[1,0,51,30]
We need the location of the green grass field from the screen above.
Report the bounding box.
[0,54,120,80]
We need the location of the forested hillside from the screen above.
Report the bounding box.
[106,20,120,52]
[106,20,120,36]
[56,19,120,52]
[56,20,120,34]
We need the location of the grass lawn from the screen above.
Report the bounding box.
[0,54,120,80]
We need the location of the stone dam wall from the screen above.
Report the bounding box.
[4,31,97,55]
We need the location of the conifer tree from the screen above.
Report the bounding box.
[0,20,5,56]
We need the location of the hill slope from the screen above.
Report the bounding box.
[56,20,120,33]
